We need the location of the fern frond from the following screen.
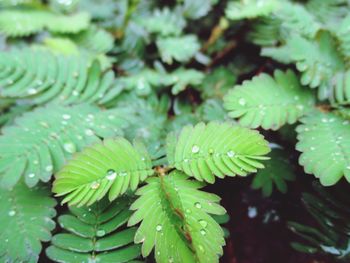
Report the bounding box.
[225,0,279,20]
[0,9,90,37]
[128,170,226,263]
[166,122,270,183]
[252,148,296,197]
[0,182,56,262]
[0,104,128,188]
[156,35,200,64]
[46,196,142,263]
[223,70,315,130]
[136,8,186,36]
[0,48,118,105]
[69,26,114,54]
[296,110,350,186]
[53,138,154,207]
[247,16,281,46]
[275,2,322,38]
[169,68,204,95]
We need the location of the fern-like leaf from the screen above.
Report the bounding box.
[296,110,350,186]
[46,196,142,263]
[0,48,118,105]
[0,104,128,188]
[0,9,90,37]
[156,35,200,64]
[53,138,154,207]
[128,170,226,263]
[223,70,315,130]
[166,122,270,183]
[225,0,279,20]
[251,148,296,197]
[0,182,56,262]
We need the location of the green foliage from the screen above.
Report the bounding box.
[289,182,350,260]
[46,196,142,263]
[0,182,56,262]
[166,122,270,183]
[251,148,296,197]
[0,104,128,188]
[0,8,90,37]
[53,138,154,206]
[156,35,200,64]
[0,48,119,105]
[225,0,279,20]
[224,70,315,130]
[296,110,350,186]
[128,170,226,263]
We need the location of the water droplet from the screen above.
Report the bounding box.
[168,257,174,263]
[63,142,76,153]
[72,90,79,96]
[96,229,105,237]
[85,129,94,136]
[108,115,115,120]
[321,118,328,123]
[156,251,161,256]
[194,202,202,209]
[119,171,127,177]
[184,159,189,163]
[45,165,53,172]
[27,88,37,95]
[73,71,79,78]
[198,219,208,228]
[200,229,207,235]
[208,148,214,154]
[192,145,200,153]
[248,206,258,218]
[62,114,71,120]
[310,147,315,151]
[90,182,100,189]
[238,98,246,106]
[296,105,304,110]
[156,224,162,232]
[28,173,35,178]
[227,150,235,158]
[8,210,16,216]
[198,245,205,252]
[106,169,117,180]
[346,166,350,170]
[185,209,191,214]
[141,157,146,161]
[33,160,39,165]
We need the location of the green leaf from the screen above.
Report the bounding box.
[156,35,200,64]
[169,68,204,95]
[0,8,90,37]
[53,138,154,206]
[0,48,119,105]
[296,110,350,186]
[252,148,296,197]
[0,182,56,262]
[166,122,270,183]
[46,196,142,263]
[136,8,186,37]
[128,170,226,263]
[224,70,315,130]
[0,104,128,188]
[225,0,279,20]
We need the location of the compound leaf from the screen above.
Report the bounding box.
[166,122,270,183]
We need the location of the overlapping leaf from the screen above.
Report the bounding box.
[128,170,226,263]
[296,110,350,186]
[0,8,90,37]
[53,138,154,207]
[0,182,56,262]
[46,197,142,263]
[225,0,279,20]
[224,70,315,130]
[0,104,128,188]
[166,122,270,183]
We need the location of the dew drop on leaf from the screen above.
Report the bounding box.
[45,165,53,172]
[106,169,117,180]
[198,219,208,228]
[62,114,71,120]
[156,224,162,232]
[192,145,200,153]
[238,98,246,106]
[227,150,235,157]
[200,229,206,235]
[194,202,202,209]
[63,142,76,153]
[28,173,35,178]
[96,229,105,237]
[90,181,100,190]
[85,129,94,136]
[119,171,128,177]
[8,210,16,216]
